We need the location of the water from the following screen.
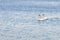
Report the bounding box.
[0,0,60,40]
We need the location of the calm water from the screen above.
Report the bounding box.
[0,0,60,40]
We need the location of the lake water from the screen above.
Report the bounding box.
[0,0,60,40]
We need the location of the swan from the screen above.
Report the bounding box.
[37,14,48,21]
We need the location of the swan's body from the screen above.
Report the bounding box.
[37,14,48,21]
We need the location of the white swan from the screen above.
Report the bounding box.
[37,14,48,21]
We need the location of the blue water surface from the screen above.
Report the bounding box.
[0,0,60,40]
